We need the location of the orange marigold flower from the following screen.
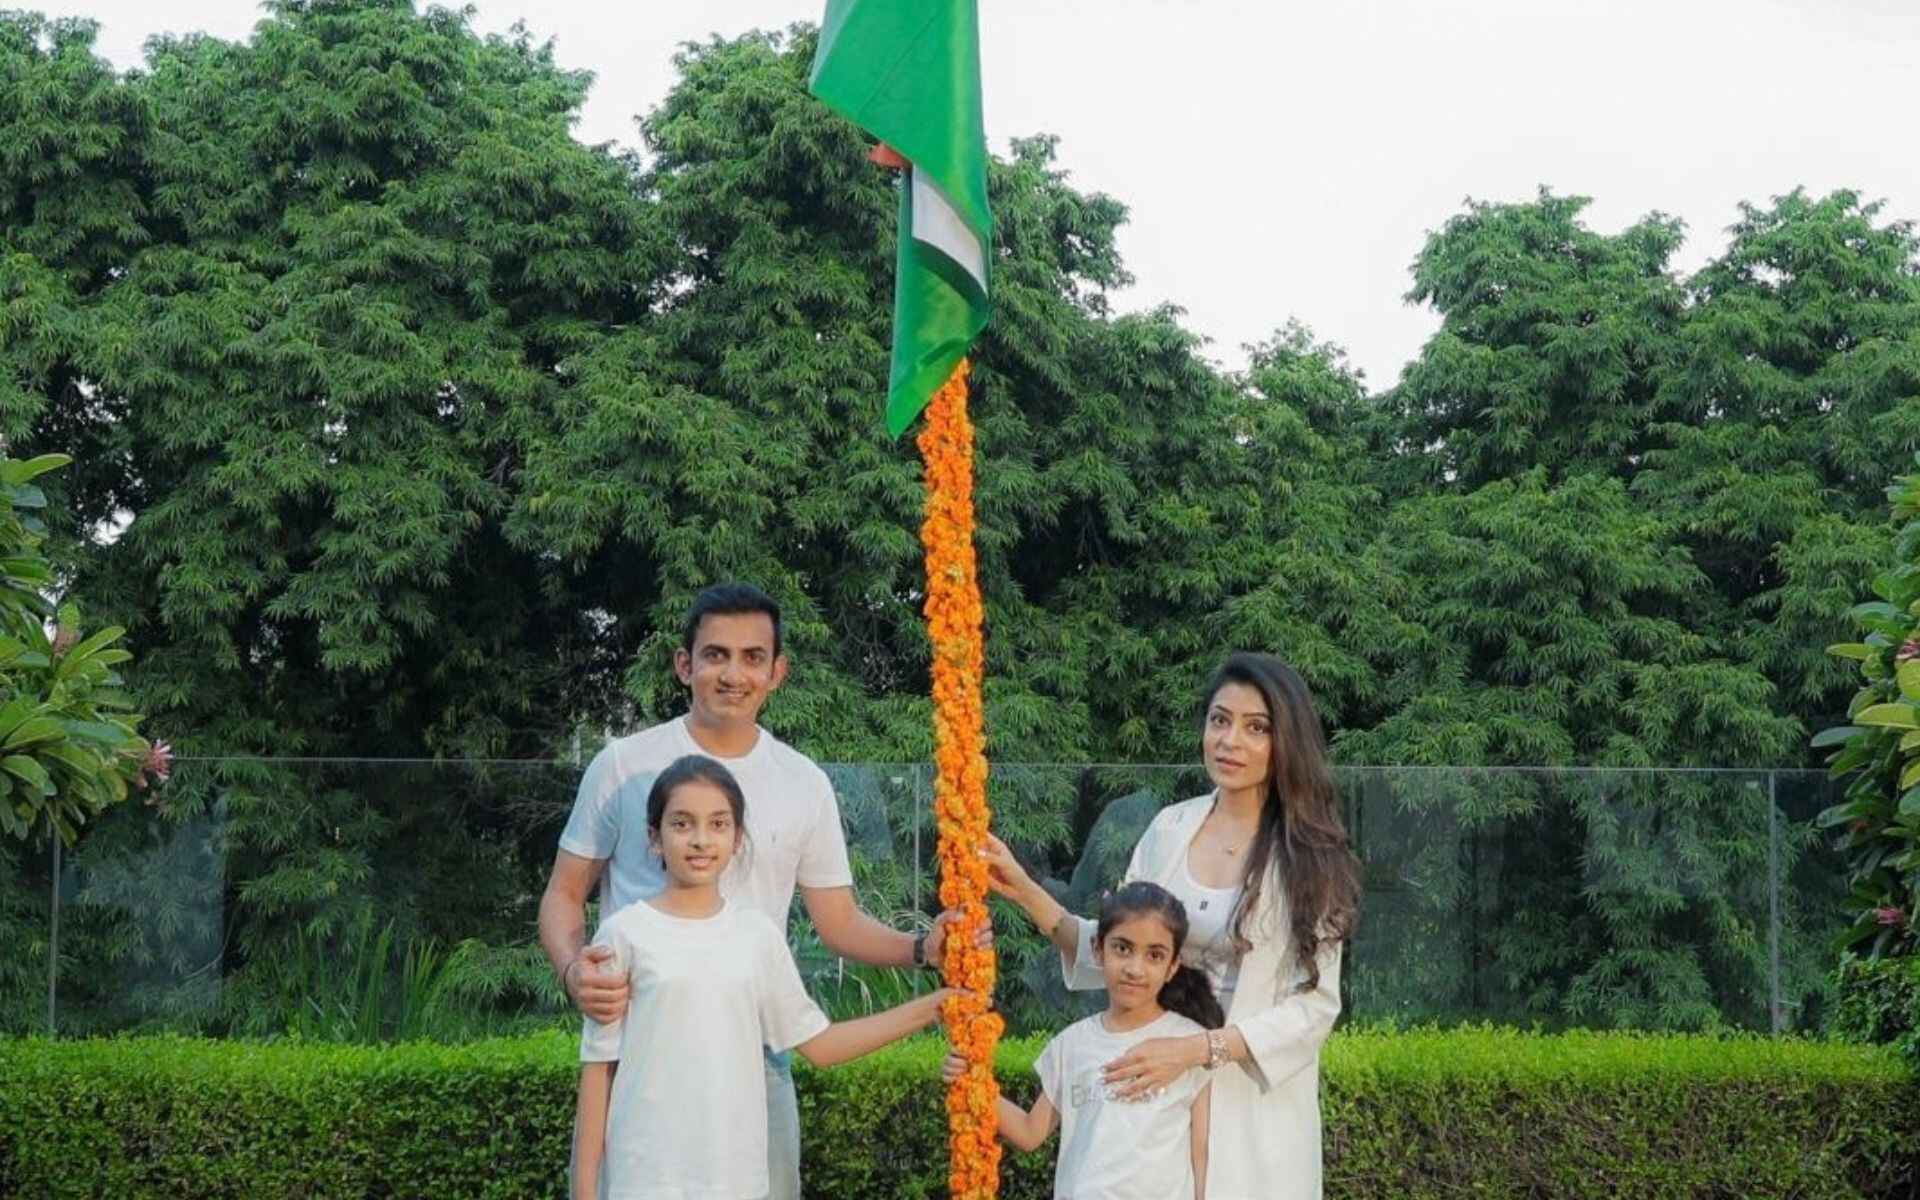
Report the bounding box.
[918,359,1003,1199]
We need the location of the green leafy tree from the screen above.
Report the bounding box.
[1,1,656,1031]
[1347,191,1812,1030]
[1638,190,1920,733]
[1344,471,1795,768]
[1379,189,1688,495]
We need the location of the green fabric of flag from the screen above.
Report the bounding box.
[810,0,993,437]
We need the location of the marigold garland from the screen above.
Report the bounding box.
[917,357,1005,1199]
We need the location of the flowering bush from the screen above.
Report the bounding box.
[1816,453,1920,960]
[917,360,1005,1198]
[0,452,162,844]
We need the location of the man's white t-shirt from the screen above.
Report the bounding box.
[558,716,854,924]
[1034,1010,1211,1200]
[581,899,830,1199]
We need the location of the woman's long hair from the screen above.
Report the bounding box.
[1095,881,1225,1029]
[1205,653,1360,993]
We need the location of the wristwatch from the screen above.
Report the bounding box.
[912,929,930,968]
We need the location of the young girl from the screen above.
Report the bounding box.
[942,881,1223,1200]
[574,754,953,1200]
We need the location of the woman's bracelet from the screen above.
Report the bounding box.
[1204,1028,1230,1070]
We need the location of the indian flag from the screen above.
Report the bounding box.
[809,0,993,437]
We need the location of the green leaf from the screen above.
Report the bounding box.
[0,698,42,742]
[1900,660,1920,700]
[1828,643,1874,661]
[39,743,102,780]
[53,626,127,680]
[1811,725,1865,748]
[0,453,71,486]
[1818,799,1870,828]
[1855,703,1920,730]
[2,483,47,510]
[0,556,55,586]
[1851,601,1902,623]
[59,720,137,747]
[0,755,51,795]
[1,718,63,751]
[1827,743,1875,776]
[1901,787,1920,818]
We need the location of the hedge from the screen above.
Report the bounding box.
[1,1028,1914,1198]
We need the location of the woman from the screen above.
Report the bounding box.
[984,652,1360,1200]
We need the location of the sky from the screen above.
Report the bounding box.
[29,0,1920,392]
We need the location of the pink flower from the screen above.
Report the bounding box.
[1875,906,1907,927]
[1898,639,1920,665]
[133,741,173,796]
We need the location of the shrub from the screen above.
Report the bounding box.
[1834,953,1920,1072]
[1815,453,1920,961]
[0,452,158,845]
[0,1028,1913,1198]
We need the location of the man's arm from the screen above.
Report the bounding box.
[539,849,628,1023]
[800,884,921,968]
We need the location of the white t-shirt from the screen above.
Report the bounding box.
[1034,1010,1210,1200]
[559,716,854,925]
[580,898,831,1200]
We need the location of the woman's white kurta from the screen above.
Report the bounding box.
[1063,794,1341,1200]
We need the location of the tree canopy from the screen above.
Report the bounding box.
[4,0,1915,1035]
[11,6,1901,774]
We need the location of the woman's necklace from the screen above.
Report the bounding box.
[1195,801,1256,906]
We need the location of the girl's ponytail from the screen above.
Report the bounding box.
[1156,963,1225,1030]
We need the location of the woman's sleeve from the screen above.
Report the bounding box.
[1059,916,1104,991]
[1058,820,1157,992]
[1231,940,1342,1090]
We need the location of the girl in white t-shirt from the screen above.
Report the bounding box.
[942,881,1222,1200]
[573,754,953,1200]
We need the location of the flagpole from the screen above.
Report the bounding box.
[808,7,1003,1185]
[917,357,1004,1200]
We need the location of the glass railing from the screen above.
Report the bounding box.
[3,761,1848,1040]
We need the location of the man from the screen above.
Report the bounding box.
[539,582,962,1199]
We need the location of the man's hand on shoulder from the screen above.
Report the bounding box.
[566,943,629,1025]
